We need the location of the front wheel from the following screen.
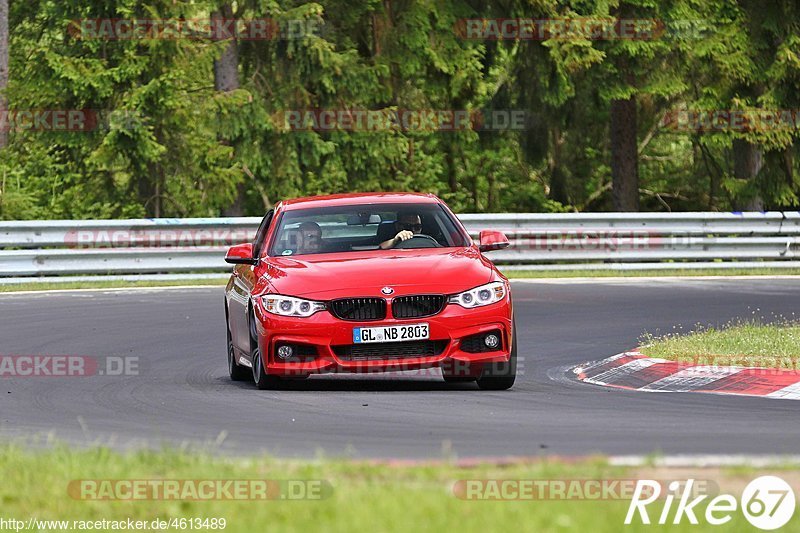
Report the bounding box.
[251,347,280,390]
[250,309,282,390]
[443,375,477,383]
[441,360,479,383]
[476,320,517,391]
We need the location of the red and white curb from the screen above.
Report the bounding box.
[573,351,800,400]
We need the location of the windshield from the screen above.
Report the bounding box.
[268,203,470,257]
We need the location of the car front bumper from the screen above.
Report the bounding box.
[253,297,513,376]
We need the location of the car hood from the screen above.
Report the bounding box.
[261,248,495,299]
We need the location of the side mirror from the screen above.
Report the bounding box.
[478,230,510,253]
[225,243,258,265]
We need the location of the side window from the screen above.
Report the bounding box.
[252,209,275,258]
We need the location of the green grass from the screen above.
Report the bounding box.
[0,268,797,293]
[503,267,800,279]
[2,444,798,532]
[0,278,227,293]
[639,319,800,369]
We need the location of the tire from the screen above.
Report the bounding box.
[476,320,517,391]
[441,360,478,383]
[226,312,250,382]
[249,308,281,390]
[228,338,251,382]
[443,375,477,383]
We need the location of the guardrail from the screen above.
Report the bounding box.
[0,212,798,281]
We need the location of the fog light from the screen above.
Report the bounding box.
[484,334,500,349]
[277,345,294,360]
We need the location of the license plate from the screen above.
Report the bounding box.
[353,323,429,344]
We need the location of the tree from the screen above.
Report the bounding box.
[2,0,797,220]
[212,2,247,216]
[0,0,8,150]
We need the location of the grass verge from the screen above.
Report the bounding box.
[639,319,800,369]
[2,445,799,532]
[0,278,227,293]
[0,268,798,293]
[503,267,800,279]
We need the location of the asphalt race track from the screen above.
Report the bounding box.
[1,279,798,459]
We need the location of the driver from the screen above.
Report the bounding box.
[295,221,323,254]
[380,212,423,249]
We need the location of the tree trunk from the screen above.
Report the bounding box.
[372,0,392,56]
[610,97,640,211]
[549,126,568,204]
[732,139,764,211]
[213,4,245,216]
[472,173,479,211]
[140,162,158,217]
[446,143,457,193]
[487,172,496,211]
[0,0,9,149]
[781,146,793,196]
[213,5,239,93]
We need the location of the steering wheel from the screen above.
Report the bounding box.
[394,234,442,249]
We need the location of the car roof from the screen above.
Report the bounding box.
[279,192,441,211]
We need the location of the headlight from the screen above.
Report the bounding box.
[448,281,506,308]
[262,295,326,317]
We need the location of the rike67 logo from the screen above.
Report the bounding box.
[626,476,796,530]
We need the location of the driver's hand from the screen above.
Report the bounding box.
[394,230,414,244]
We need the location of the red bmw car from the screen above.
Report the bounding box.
[223,193,516,390]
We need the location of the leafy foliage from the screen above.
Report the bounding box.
[1,0,799,219]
